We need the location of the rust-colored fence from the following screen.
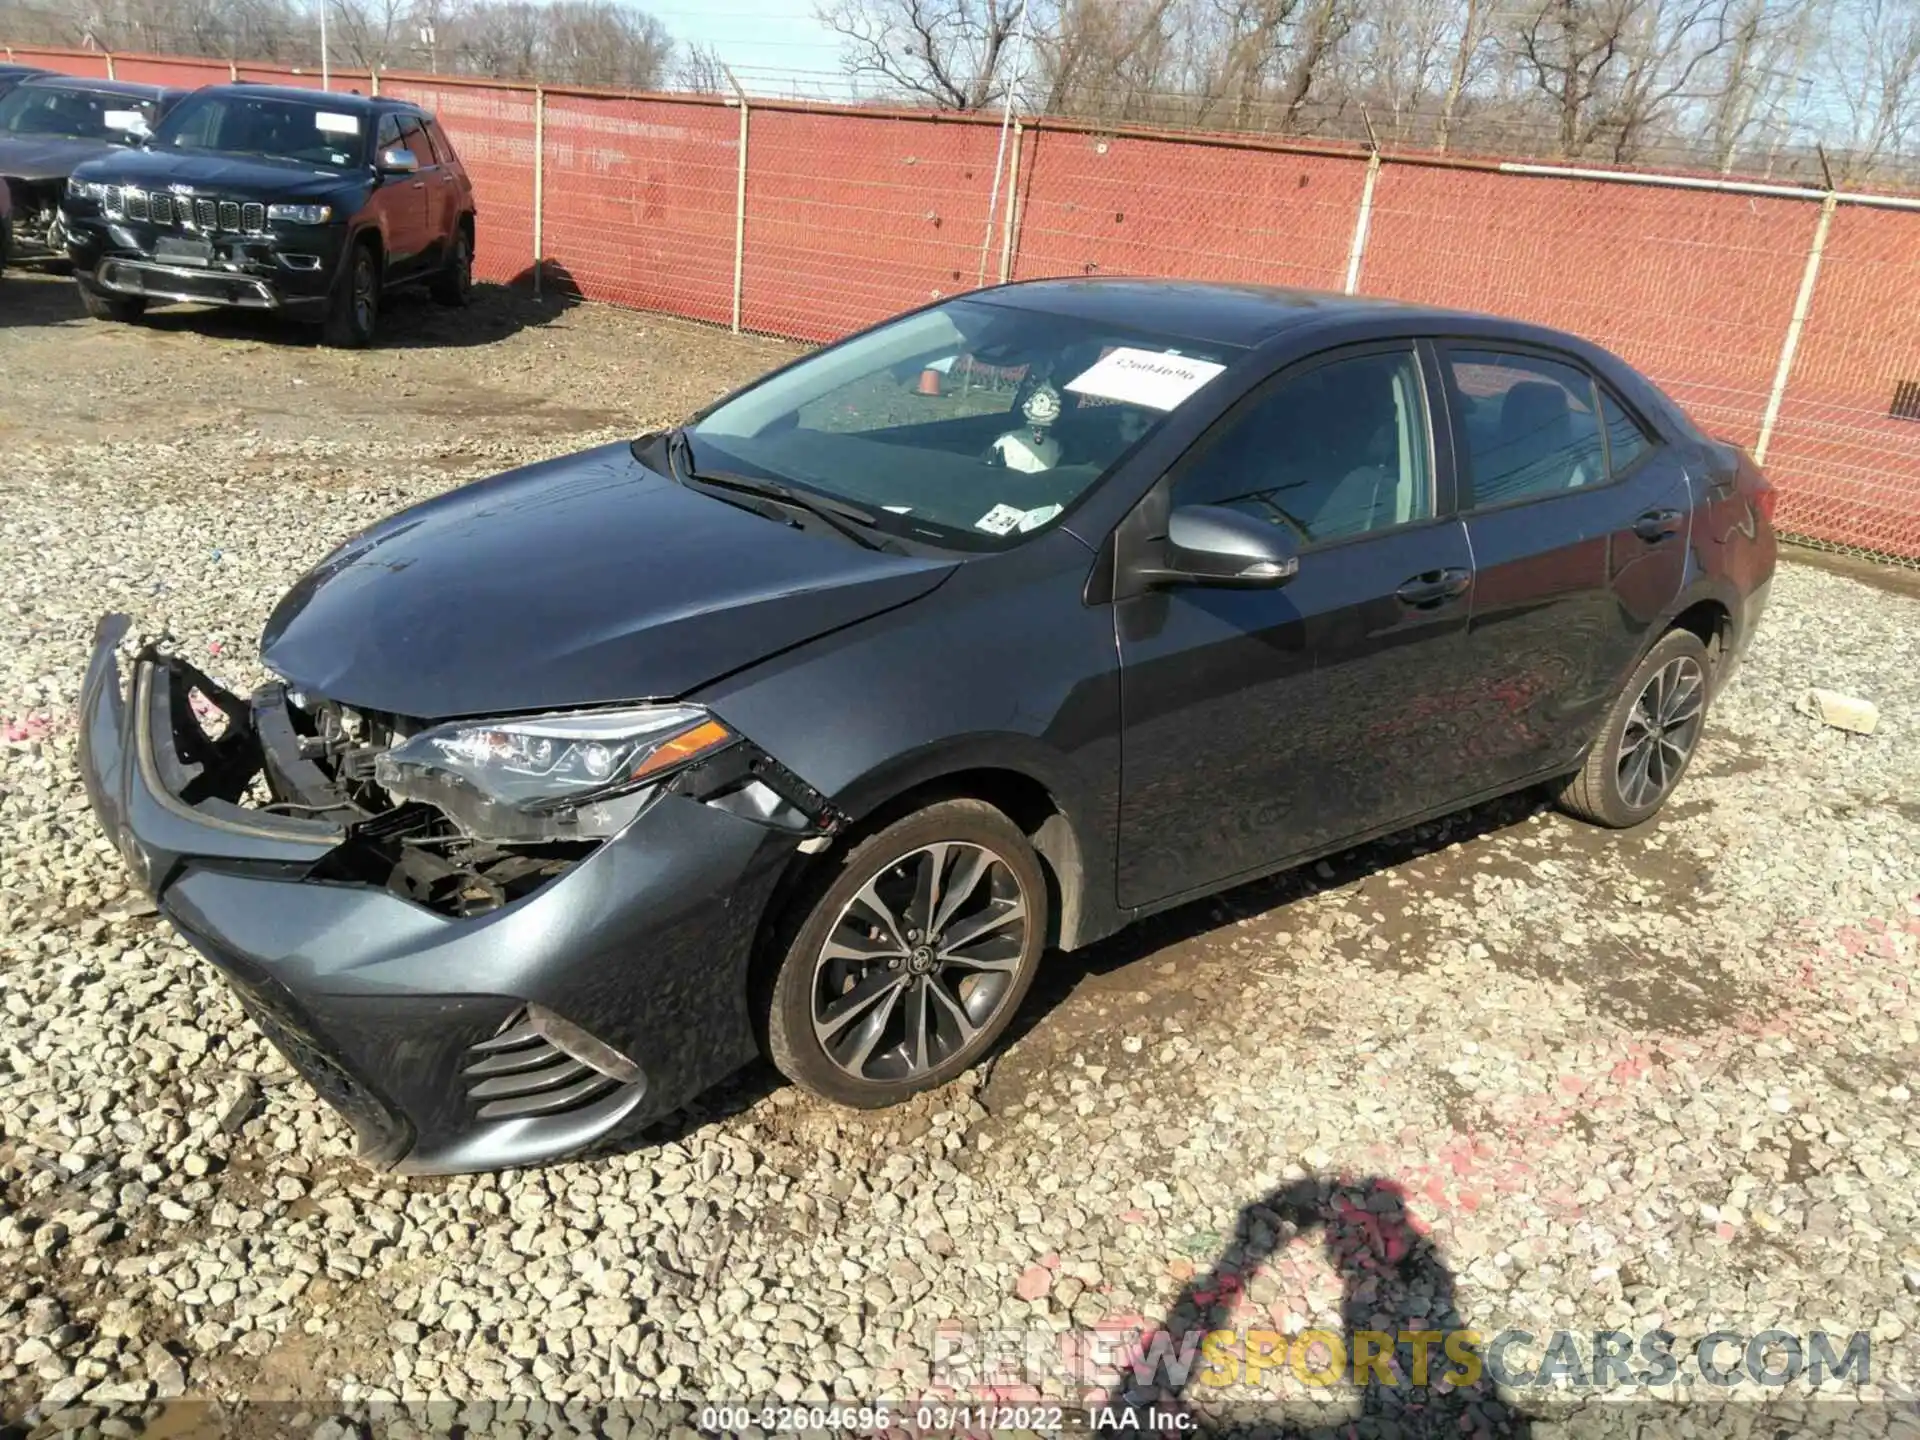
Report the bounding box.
[8,43,1920,563]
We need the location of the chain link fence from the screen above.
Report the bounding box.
[8,42,1920,564]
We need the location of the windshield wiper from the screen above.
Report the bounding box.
[662,427,890,552]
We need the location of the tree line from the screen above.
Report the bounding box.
[819,0,1920,183]
[2,0,1913,183]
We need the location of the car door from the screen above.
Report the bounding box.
[369,112,430,277]
[406,114,451,270]
[1440,344,1690,792]
[1114,341,1480,909]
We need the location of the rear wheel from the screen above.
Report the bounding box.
[431,221,473,306]
[766,799,1048,1108]
[78,282,147,323]
[1557,628,1711,828]
[322,241,379,348]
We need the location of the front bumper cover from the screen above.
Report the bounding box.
[77,614,798,1173]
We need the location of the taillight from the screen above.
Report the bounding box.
[1751,475,1777,525]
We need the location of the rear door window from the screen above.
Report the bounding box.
[1599,386,1656,477]
[1446,349,1606,508]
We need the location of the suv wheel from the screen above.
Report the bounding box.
[431,223,473,307]
[78,283,147,323]
[322,242,379,348]
[766,799,1048,1108]
[1557,627,1712,828]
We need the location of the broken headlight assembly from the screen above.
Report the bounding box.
[373,705,737,842]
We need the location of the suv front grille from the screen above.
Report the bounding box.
[104,187,267,233]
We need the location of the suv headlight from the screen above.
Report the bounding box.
[267,203,333,225]
[66,178,111,201]
[374,705,737,841]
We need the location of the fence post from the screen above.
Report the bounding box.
[532,86,545,298]
[104,51,115,79]
[722,68,751,335]
[998,119,1023,284]
[370,68,379,96]
[1344,149,1382,295]
[228,58,237,81]
[1755,191,1836,468]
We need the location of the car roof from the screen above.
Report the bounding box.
[191,84,412,116]
[976,276,1568,351]
[16,74,175,99]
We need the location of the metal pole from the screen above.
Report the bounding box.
[370,68,379,96]
[976,82,1017,287]
[1344,150,1382,295]
[1755,190,1835,468]
[319,0,330,90]
[104,51,114,79]
[724,65,750,334]
[998,119,1023,284]
[532,86,545,297]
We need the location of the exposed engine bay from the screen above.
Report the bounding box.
[145,645,843,921]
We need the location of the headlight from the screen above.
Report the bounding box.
[267,203,334,225]
[66,178,111,201]
[373,705,737,841]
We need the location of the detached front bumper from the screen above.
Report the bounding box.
[78,615,790,1173]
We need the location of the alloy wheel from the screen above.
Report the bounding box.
[810,841,1029,1083]
[1616,654,1706,809]
[352,255,375,333]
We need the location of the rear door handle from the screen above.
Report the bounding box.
[1395,567,1471,608]
[1633,508,1682,542]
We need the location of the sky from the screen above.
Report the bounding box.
[645,0,855,98]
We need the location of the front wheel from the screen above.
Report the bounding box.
[1557,628,1712,828]
[765,799,1048,1108]
[322,242,379,348]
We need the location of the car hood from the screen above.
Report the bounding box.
[0,135,130,183]
[70,147,364,200]
[260,442,957,720]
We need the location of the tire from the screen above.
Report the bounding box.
[765,798,1049,1109]
[1557,628,1712,828]
[430,221,473,307]
[322,240,379,348]
[78,283,147,323]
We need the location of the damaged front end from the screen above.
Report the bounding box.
[78,613,844,1172]
[123,636,843,921]
[4,177,64,258]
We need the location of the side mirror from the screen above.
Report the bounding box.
[377,146,418,175]
[1136,504,1300,589]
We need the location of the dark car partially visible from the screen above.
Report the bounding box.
[0,63,51,97]
[0,75,182,263]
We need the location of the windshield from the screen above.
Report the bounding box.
[0,83,156,143]
[150,93,368,171]
[688,296,1244,550]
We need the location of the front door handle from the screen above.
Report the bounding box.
[1633,508,1682,542]
[1395,567,1471,608]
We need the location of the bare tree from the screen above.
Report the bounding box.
[676,38,729,93]
[817,0,1028,109]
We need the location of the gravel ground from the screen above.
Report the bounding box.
[2,271,1918,1436]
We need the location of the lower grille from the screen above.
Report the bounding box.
[463,1011,624,1120]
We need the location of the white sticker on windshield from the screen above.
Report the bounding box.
[314,111,362,136]
[1065,347,1227,411]
[1017,503,1063,532]
[975,503,1027,535]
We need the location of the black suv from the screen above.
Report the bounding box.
[61,85,476,346]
